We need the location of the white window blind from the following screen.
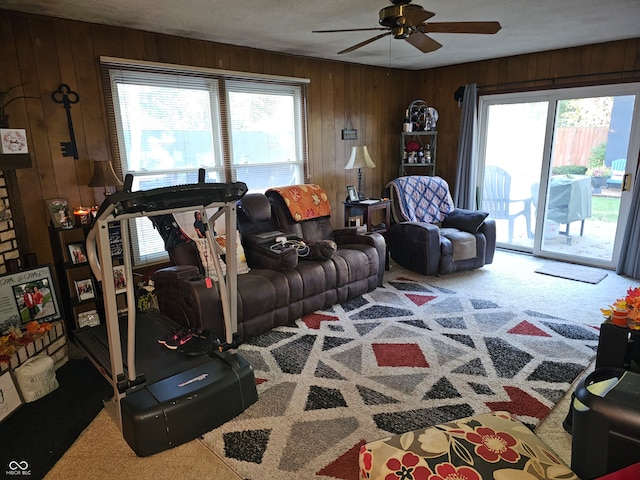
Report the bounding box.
[102,58,308,266]
[226,80,304,190]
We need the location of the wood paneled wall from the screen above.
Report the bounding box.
[1,9,639,267]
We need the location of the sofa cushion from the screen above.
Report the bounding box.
[440,228,477,261]
[442,208,489,232]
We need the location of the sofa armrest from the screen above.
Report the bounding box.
[153,266,225,338]
[478,218,496,264]
[388,222,441,275]
[334,230,386,285]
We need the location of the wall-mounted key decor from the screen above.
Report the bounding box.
[51,83,80,160]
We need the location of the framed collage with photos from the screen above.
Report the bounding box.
[0,265,62,334]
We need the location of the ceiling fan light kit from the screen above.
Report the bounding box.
[313,0,501,55]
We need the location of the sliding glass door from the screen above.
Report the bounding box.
[478,83,640,269]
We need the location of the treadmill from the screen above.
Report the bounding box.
[74,172,257,457]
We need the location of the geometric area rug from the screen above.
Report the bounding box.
[200,277,600,480]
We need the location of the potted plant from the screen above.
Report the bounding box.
[587,166,611,192]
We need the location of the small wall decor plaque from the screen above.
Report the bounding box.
[0,128,28,154]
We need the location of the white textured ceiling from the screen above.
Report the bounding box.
[3,0,640,70]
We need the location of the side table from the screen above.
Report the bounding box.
[344,200,391,270]
[343,200,391,233]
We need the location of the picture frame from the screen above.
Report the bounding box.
[1,265,62,331]
[347,185,359,202]
[0,128,28,154]
[113,265,127,294]
[0,370,23,422]
[45,198,73,229]
[67,242,88,265]
[74,278,95,302]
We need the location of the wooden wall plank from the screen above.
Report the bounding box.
[121,29,146,60]
[156,34,181,64]
[228,45,250,72]
[621,39,639,76]
[80,23,124,208]
[142,31,159,61]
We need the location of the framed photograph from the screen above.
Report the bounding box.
[0,128,28,154]
[0,370,23,422]
[74,278,95,302]
[113,265,127,294]
[347,185,359,202]
[45,198,73,229]
[67,242,88,265]
[1,265,62,331]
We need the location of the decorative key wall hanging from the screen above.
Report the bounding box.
[51,84,80,160]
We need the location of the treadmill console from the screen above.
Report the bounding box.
[93,175,248,222]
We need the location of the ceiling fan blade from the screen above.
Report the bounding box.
[403,4,435,25]
[405,33,442,53]
[338,32,391,54]
[419,21,502,34]
[313,27,387,33]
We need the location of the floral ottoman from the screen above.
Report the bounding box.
[358,411,577,480]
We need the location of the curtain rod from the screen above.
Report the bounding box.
[477,69,640,91]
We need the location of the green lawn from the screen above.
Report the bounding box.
[591,196,621,223]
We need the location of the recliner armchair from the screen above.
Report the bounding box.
[386,176,496,275]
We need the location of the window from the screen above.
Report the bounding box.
[102,58,308,265]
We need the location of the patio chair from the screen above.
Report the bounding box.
[606,158,626,189]
[482,165,532,243]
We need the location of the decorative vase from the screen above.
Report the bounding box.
[611,308,629,326]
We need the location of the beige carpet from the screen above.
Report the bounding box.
[46,250,639,479]
[45,408,241,480]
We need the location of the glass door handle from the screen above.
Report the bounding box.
[622,173,632,192]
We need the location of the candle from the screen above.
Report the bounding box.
[74,207,91,226]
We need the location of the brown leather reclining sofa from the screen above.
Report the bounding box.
[152,185,385,342]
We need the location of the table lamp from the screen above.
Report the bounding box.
[88,160,123,196]
[345,146,376,200]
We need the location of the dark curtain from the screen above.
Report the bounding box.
[453,84,479,209]
[616,158,640,279]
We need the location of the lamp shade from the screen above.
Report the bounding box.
[345,146,376,170]
[88,161,123,188]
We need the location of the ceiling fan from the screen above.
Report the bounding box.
[312,0,501,55]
